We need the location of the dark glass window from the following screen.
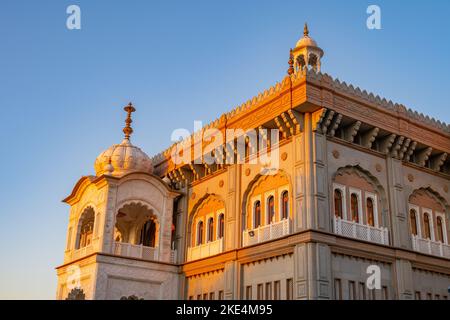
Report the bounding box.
[254,201,261,228]
[334,189,343,218]
[351,194,359,222]
[282,191,289,219]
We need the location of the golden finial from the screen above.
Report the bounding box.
[287,48,294,75]
[304,23,309,37]
[123,102,136,140]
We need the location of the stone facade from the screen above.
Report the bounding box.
[56,28,450,300]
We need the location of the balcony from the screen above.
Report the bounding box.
[71,244,95,261]
[187,238,224,261]
[411,235,450,259]
[69,237,99,261]
[113,242,177,263]
[114,242,158,261]
[242,218,292,247]
[334,216,389,245]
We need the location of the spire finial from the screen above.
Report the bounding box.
[304,23,309,36]
[288,48,294,76]
[123,102,136,140]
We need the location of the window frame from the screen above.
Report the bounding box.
[264,190,276,225]
[207,217,214,243]
[365,192,379,227]
[196,220,204,246]
[251,195,262,229]
[333,183,347,220]
[278,186,290,221]
[435,212,447,243]
[266,195,276,224]
[348,188,363,223]
[217,212,225,240]
[422,208,434,241]
[253,200,262,229]
[408,204,422,238]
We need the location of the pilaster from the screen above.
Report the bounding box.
[386,157,411,249]
[296,112,329,231]
[293,242,332,300]
[394,259,414,300]
[100,181,118,254]
[224,260,239,299]
[225,164,241,250]
[176,185,189,264]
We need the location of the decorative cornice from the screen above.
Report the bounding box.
[304,70,450,133]
[152,69,449,167]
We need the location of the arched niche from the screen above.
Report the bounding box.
[75,206,96,250]
[332,165,389,228]
[188,194,225,247]
[408,187,449,242]
[241,170,292,230]
[408,187,448,213]
[115,201,160,247]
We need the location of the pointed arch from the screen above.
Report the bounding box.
[332,165,389,228]
[188,193,226,247]
[408,187,449,245]
[75,206,96,250]
[241,169,292,230]
[115,200,160,246]
[408,187,449,213]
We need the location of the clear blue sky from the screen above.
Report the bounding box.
[0,0,449,299]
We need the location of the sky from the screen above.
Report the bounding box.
[0,0,449,299]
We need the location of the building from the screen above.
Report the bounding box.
[56,25,450,300]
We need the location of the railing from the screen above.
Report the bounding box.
[70,238,99,261]
[411,235,450,259]
[72,244,94,260]
[187,238,224,261]
[242,219,292,247]
[113,242,158,261]
[70,241,177,263]
[334,217,389,245]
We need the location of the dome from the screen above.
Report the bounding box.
[294,23,323,57]
[94,138,153,177]
[94,102,153,177]
[296,36,318,49]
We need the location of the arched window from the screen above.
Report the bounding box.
[78,209,95,249]
[297,54,306,69]
[410,209,418,236]
[267,196,275,224]
[423,213,431,240]
[436,216,444,243]
[139,219,156,247]
[281,191,289,220]
[334,189,343,218]
[254,201,261,228]
[245,137,250,158]
[218,213,224,239]
[350,194,359,223]
[409,209,417,236]
[366,198,374,227]
[207,217,214,242]
[308,54,318,68]
[197,221,204,245]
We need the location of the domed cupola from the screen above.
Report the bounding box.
[291,23,324,73]
[94,103,153,177]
